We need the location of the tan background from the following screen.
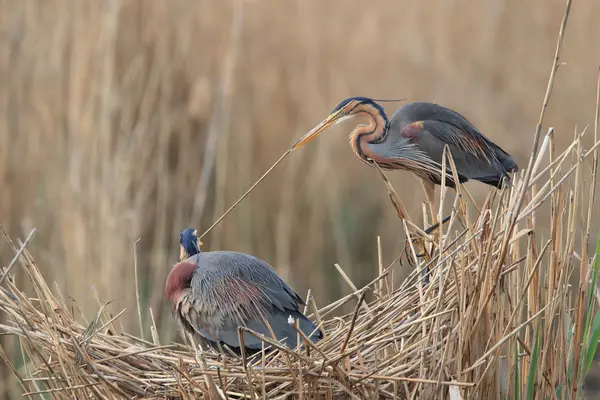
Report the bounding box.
[1,0,600,397]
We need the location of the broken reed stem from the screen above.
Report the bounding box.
[0,228,36,286]
[473,0,572,336]
[339,292,366,354]
[0,7,596,397]
[132,237,144,341]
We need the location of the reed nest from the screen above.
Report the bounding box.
[2,3,600,399]
[1,111,600,399]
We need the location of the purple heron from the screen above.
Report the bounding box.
[165,228,323,353]
[291,97,519,213]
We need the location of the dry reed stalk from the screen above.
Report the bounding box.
[1,125,599,397]
[2,1,600,398]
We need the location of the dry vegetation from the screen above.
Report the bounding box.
[1,114,600,398]
[2,0,600,398]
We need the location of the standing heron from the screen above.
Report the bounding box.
[291,97,519,220]
[164,228,323,353]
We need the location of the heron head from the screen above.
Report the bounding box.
[290,97,386,150]
[179,228,203,261]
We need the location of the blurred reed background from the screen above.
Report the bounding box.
[1,0,600,397]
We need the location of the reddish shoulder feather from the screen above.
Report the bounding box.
[401,121,424,140]
[164,261,197,303]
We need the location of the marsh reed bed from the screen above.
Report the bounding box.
[2,0,600,398]
[1,79,600,397]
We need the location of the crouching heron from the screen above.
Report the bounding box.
[291,97,519,220]
[165,228,323,353]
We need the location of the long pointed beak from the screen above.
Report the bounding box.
[179,244,187,261]
[290,110,344,150]
[178,238,203,261]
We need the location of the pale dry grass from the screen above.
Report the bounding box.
[1,0,600,398]
[1,107,600,397]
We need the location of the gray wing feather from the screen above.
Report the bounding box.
[418,123,509,182]
[181,251,321,349]
[217,310,319,350]
[390,102,518,182]
[187,251,303,310]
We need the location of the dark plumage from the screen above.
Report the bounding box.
[165,228,323,353]
[292,96,519,189]
[388,101,519,187]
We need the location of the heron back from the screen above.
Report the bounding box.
[173,251,322,350]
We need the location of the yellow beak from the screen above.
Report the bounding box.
[179,238,203,261]
[290,109,345,150]
[179,244,187,261]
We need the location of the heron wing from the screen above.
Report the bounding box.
[419,120,512,182]
[390,102,518,183]
[181,251,321,349]
[173,288,221,346]
[217,310,321,350]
